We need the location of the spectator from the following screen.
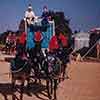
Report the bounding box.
[5,32,12,54]
[11,33,16,54]
[96,31,100,59]
[6,32,12,45]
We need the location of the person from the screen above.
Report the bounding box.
[6,32,12,46]
[34,31,43,51]
[41,5,50,31]
[41,5,50,20]
[5,32,12,54]
[28,30,43,58]
[28,31,44,76]
[49,34,59,53]
[58,33,68,48]
[96,31,100,59]
[49,33,68,53]
[10,33,16,54]
[49,32,69,80]
[25,4,36,25]
[16,31,27,55]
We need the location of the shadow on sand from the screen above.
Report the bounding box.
[0,82,49,100]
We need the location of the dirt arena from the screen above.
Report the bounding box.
[0,59,100,100]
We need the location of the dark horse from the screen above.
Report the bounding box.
[10,51,31,100]
[56,47,70,81]
[29,47,61,100]
[43,50,61,100]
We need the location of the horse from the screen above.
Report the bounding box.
[28,46,62,100]
[10,52,31,100]
[42,50,61,100]
[51,47,71,82]
[28,43,45,82]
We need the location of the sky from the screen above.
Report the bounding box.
[0,0,100,33]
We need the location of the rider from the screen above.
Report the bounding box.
[49,32,68,53]
[16,31,27,56]
[57,33,69,63]
[49,32,69,79]
[25,4,36,25]
[28,30,44,62]
[49,34,59,54]
[34,30,44,62]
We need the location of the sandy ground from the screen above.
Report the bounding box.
[0,59,100,100]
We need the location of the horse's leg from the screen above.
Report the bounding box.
[11,47,14,55]
[27,77,30,89]
[39,78,41,84]
[46,79,52,99]
[50,78,53,94]
[20,80,24,100]
[6,47,8,54]
[63,64,70,80]
[11,76,16,90]
[34,72,37,83]
[59,73,61,83]
[10,47,12,55]
[54,79,57,100]
[34,66,39,84]
[62,64,67,80]
[8,47,10,55]
[11,77,16,100]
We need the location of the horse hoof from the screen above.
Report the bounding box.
[62,77,65,81]
[66,75,70,80]
[48,95,52,99]
[26,92,32,97]
[27,85,31,90]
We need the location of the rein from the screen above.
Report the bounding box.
[11,62,28,73]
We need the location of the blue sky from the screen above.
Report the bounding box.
[0,0,100,32]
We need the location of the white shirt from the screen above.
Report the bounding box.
[25,11,35,19]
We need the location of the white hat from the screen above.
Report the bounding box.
[28,6,32,9]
